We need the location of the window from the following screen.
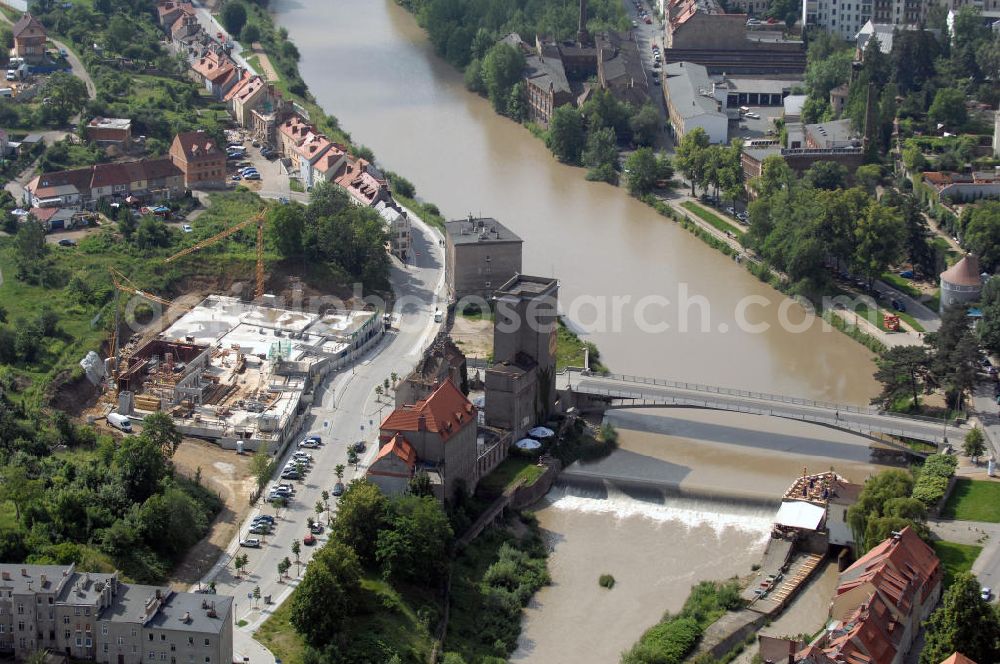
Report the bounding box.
[187,638,194,646]
[103,644,108,653]
[117,637,124,646]
[63,617,69,625]
[203,639,209,646]
[161,634,166,641]
[85,638,92,647]
[47,598,52,605]
[74,608,80,616]
[204,658,210,663]
[150,651,156,660]
[65,631,70,640]
[17,622,24,632]
[85,608,90,617]
[170,645,176,652]
[0,624,5,633]
[16,604,23,615]
[149,633,154,642]
[102,625,108,636]
[76,637,82,647]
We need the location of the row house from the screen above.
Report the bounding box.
[0,564,232,664]
[295,134,347,189]
[169,130,226,188]
[156,1,195,29]
[24,158,184,209]
[277,114,313,161]
[334,158,390,207]
[191,51,240,100]
[224,75,267,127]
[375,200,412,261]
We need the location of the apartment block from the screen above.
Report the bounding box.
[0,564,232,664]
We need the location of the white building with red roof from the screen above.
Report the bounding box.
[939,254,983,313]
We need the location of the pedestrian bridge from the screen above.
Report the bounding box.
[556,369,960,446]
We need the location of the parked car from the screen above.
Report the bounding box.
[58,238,77,247]
[253,515,275,524]
[899,270,914,279]
[278,197,290,205]
[243,173,261,181]
[239,538,261,548]
[5,70,15,81]
[248,524,271,535]
[726,206,736,215]
[305,435,322,444]
[352,440,366,453]
[745,112,760,119]
[280,470,300,480]
[644,15,652,23]
[303,533,316,546]
[983,587,992,601]
[299,438,319,449]
[182,224,193,233]
[292,452,313,463]
[890,299,906,312]
[332,482,345,496]
[309,522,323,534]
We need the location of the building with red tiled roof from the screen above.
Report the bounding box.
[921,171,1000,202]
[781,528,942,664]
[334,158,390,207]
[366,433,419,496]
[377,380,478,500]
[156,0,194,29]
[277,114,313,160]
[939,654,978,664]
[191,51,238,99]
[169,130,225,188]
[295,134,347,189]
[12,13,46,63]
[23,158,183,208]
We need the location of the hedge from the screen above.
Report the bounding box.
[912,454,958,508]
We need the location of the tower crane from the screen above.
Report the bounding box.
[164,211,268,299]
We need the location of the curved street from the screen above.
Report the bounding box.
[192,207,446,663]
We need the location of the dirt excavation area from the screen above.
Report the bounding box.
[169,439,255,590]
[450,316,492,361]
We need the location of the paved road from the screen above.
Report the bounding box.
[929,517,1000,604]
[189,0,256,74]
[872,277,941,334]
[0,11,94,100]
[561,369,963,444]
[194,205,446,662]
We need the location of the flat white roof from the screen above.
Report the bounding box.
[774,500,826,530]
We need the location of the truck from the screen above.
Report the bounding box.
[107,412,132,433]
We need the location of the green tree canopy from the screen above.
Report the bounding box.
[929,88,969,129]
[329,479,388,565]
[140,412,182,458]
[871,345,932,410]
[220,2,248,37]
[920,572,1000,664]
[546,106,585,164]
[289,540,362,648]
[481,43,524,116]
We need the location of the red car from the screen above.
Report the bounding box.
[303,533,316,546]
[644,16,652,24]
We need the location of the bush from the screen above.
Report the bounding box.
[912,454,958,508]
[599,574,615,589]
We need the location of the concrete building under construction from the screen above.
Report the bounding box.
[115,295,383,451]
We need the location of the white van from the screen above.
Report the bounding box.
[433,309,443,323]
[107,413,132,433]
[0,88,12,98]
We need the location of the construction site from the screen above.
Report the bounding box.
[112,295,383,451]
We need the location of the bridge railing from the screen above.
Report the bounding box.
[566,369,952,426]
[575,385,947,446]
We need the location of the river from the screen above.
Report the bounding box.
[269,1,883,660]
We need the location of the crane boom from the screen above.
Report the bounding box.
[164,211,267,298]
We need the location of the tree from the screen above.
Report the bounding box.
[624,148,660,196]
[135,217,171,250]
[375,495,453,584]
[241,22,261,43]
[233,553,248,578]
[805,161,848,191]
[249,444,274,493]
[979,278,1000,354]
[767,0,799,27]
[847,469,919,551]
[546,106,585,164]
[329,479,387,565]
[0,464,43,523]
[674,128,710,195]
[278,556,291,579]
[961,202,1000,272]
[115,435,168,503]
[929,306,981,410]
[334,464,345,481]
[289,541,362,647]
[291,538,301,575]
[629,103,660,147]
[221,1,248,37]
[13,220,47,285]
[920,572,1000,664]
[852,202,904,287]
[314,500,324,522]
[929,88,968,129]
[480,43,524,115]
[582,126,618,183]
[105,14,134,53]
[252,585,261,608]
[141,412,181,457]
[267,204,305,257]
[964,427,987,462]
[871,345,932,410]
[41,73,88,125]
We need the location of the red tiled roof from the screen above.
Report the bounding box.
[374,433,417,469]
[29,207,57,222]
[822,594,902,664]
[940,654,978,664]
[172,131,223,162]
[838,527,939,605]
[278,114,312,143]
[380,380,475,443]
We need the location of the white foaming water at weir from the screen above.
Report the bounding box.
[545,483,777,544]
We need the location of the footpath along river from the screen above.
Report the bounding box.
[270,0,884,660]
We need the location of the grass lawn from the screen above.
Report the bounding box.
[556,320,606,372]
[680,201,743,237]
[932,236,961,267]
[941,478,1000,522]
[477,456,545,495]
[932,540,982,587]
[880,272,922,298]
[289,179,304,193]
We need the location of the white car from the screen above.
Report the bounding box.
[983,587,992,601]
[292,452,313,463]
[239,538,261,548]
[298,439,319,449]
[745,112,760,119]
[182,224,193,233]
